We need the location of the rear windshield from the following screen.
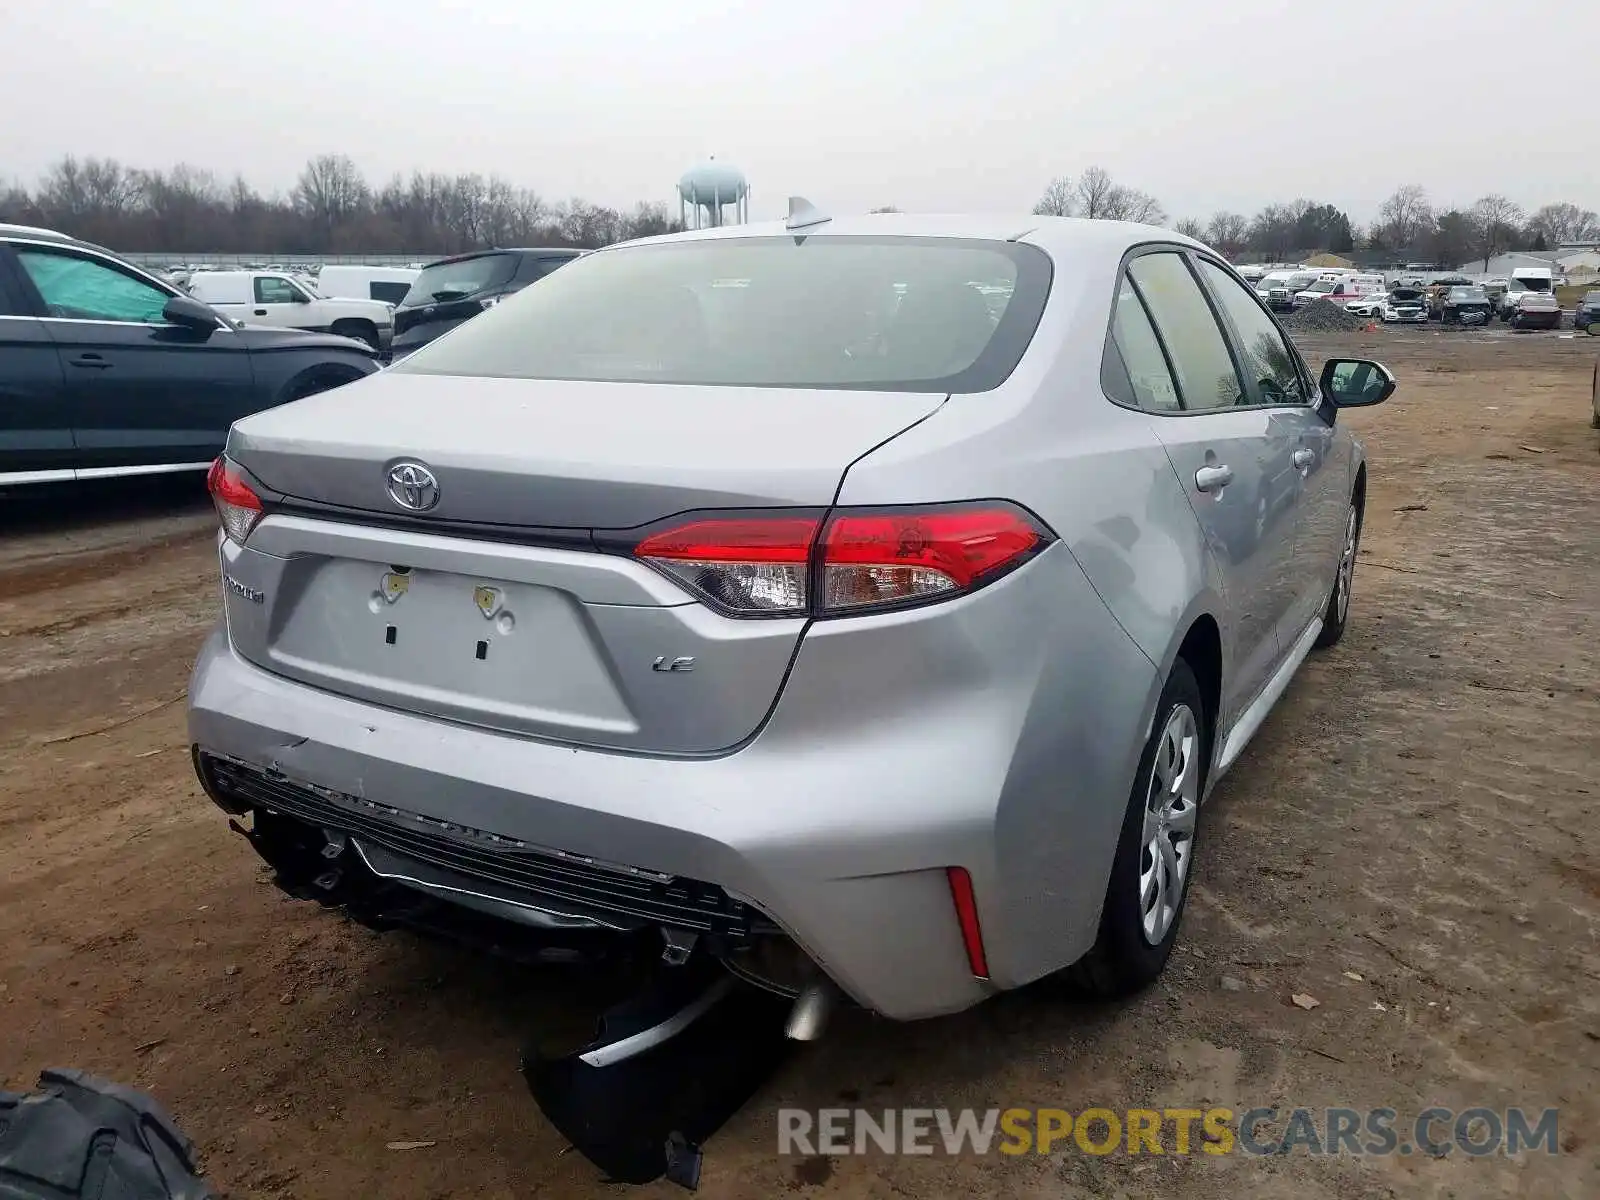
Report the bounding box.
[393,236,1051,392]
[400,253,518,306]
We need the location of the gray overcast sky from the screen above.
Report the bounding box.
[4,0,1595,225]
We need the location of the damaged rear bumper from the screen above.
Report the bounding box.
[187,627,999,1020]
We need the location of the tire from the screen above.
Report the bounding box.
[330,319,379,350]
[1068,658,1206,998]
[1314,494,1362,649]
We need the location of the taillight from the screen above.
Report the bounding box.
[631,503,1050,618]
[206,456,263,545]
[633,516,819,616]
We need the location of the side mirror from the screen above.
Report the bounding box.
[163,294,222,332]
[1320,358,1396,408]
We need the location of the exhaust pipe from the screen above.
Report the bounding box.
[783,979,838,1041]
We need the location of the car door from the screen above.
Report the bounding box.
[0,245,73,481]
[1124,249,1302,716]
[1193,258,1349,643]
[13,243,258,472]
[250,274,318,331]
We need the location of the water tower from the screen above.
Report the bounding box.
[677,158,749,230]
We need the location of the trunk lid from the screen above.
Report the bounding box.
[228,371,941,526]
[220,372,944,753]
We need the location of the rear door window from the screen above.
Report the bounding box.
[1103,275,1181,412]
[1126,252,1245,412]
[370,281,411,304]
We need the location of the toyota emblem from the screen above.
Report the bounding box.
[387,461,440,512]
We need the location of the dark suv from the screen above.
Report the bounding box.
[1575,291,1600,334]
[389,248,584,361]
[0,224,378,488]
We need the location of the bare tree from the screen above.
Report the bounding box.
[1377,185,1434,251]
[1032,177,1074,217]
[1106,188,1166,225]
[293,154,370,248]
[1174,218,1207,241]
[1076,167,1119,219]
[1527,201,1600,247]
[1206,211,1248,256]
[869,205,901,214]
[1249,204,1295,259]
[1470,194,1524,269]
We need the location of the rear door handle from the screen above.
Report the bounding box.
[1293,448,1315,469]
[253,308,267,316]
[68,354,113,370]
[1195,465,1233,493]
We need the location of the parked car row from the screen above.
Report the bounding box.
[170,249,586,362]
[0,224,379,486]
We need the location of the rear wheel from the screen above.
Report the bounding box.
[1069,659,1205,998]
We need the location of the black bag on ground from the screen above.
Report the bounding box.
[523,965,794,1188]
[0,1069,214,1200]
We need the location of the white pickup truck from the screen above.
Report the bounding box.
[185,271,393,353]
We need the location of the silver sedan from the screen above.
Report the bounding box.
[188,212,1395,1029]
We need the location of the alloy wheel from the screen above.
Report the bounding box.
[1139,704,1200,944]
[1336,505,1359,624]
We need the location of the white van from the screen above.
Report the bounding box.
[316,265,421,307]
[1500,266,1556,318]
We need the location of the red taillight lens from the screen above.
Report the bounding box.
[206,456,263,545]
[633,516,820,615]
[946,866,990,980]
[821,507,1044,611]
[631,503,1049,617]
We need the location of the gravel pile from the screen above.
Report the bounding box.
[1280,299,1373,332]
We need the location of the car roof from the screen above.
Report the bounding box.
[421,247,584,268]
[0,222,102,250]
[609,212,1204,265]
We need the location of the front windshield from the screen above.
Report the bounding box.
[1449,288,1485,300]
[1306,281,1336,293]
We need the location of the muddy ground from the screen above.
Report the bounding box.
[2,330,1596,1199]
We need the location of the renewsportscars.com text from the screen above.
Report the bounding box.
[777,1106,1561,1158]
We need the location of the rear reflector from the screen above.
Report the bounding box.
[632,504,1049,618]
[206,456,263,545]
[946,866,990,980]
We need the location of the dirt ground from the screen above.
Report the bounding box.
[2,330,1597,1200]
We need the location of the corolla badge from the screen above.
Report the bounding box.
[387,461,440,512]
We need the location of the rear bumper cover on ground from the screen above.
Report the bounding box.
[187,545,1159,1019]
